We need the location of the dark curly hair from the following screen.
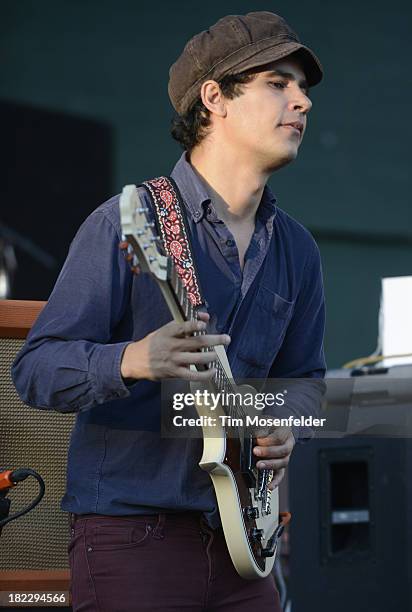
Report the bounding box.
[170,71,256,152]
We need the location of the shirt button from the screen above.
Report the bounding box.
[194,211,201,219]
[226,239,235,247]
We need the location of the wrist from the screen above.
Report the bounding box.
[120,340,148,380]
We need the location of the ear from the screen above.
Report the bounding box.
[200,80,227,117]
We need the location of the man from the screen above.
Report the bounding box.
[12,11,325,612]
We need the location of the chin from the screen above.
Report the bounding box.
[266,146,298,172]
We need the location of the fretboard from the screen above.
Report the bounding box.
[167,260,246,421]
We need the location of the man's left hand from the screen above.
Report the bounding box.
[253,426,295,490]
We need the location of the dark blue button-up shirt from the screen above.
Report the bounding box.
[12,153,326,526]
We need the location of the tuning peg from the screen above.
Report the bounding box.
[136,206,149,214]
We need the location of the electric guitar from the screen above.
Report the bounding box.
[119,183,290,579]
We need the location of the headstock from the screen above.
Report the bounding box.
[119,184,168,280]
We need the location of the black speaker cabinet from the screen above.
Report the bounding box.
[288,436,412,612]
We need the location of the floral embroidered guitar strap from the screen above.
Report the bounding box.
[141,176,204,308]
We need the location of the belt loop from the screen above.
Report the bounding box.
[152,513,166,539]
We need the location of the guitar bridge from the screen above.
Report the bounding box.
[260,522,285,558]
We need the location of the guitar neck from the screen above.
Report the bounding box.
[158,260,238,403]
[160,258,197,324]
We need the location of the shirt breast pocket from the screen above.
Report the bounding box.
[236,285,294,377]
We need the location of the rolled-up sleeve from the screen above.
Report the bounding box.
[12,209,133,412]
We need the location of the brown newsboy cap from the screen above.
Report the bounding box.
[168,11,323,116]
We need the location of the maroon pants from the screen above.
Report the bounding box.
[69,512,281,612]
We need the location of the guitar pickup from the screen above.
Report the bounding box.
[240,435,257,487]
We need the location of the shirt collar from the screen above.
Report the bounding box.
[170,151,277,224]
[170,152,210,222]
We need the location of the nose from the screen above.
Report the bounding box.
[288,86,312,114]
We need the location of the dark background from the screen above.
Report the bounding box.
[1,0,411,367]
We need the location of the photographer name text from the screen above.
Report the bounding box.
[172,415,326,428]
